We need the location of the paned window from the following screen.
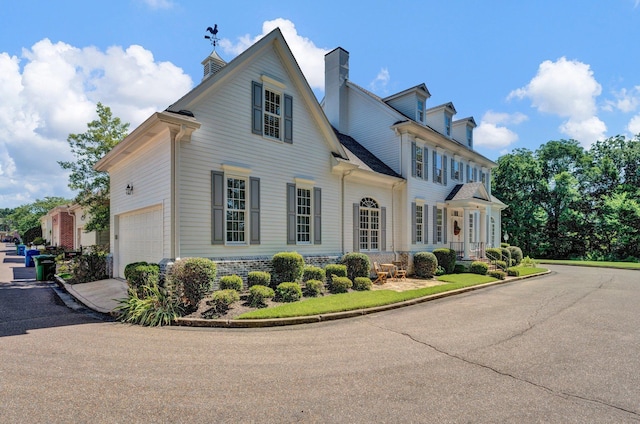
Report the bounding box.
[467,127,473,148]
[434,152,443,184]
[416,145,424,179]
[491,217,496,247]
[468,212,475,243]
[296,188,311,243]
[417,100,424,123]
[359,197,380,251]
[445,115,452,136]
[451,159,461,181]
[416,204,424,243]
[264,89,281,139]
[226,177,246,243]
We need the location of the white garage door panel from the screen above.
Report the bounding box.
[117,206,163,278]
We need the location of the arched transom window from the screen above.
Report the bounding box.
[359,197,380,251]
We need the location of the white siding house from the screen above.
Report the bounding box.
[96,28,506,280]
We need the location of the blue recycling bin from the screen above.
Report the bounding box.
[25,249,40,267]
[17,244,26,256]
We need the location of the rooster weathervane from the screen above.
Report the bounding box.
[205,24,219,50]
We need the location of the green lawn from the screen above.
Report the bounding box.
[516,267,548,276]
[238,273,515,320]
[536,259,640,270]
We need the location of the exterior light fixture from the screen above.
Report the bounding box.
[126,184,134,195]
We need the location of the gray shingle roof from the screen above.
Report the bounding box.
[333,129,401,178]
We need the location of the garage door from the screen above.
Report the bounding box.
[117,206,163,278]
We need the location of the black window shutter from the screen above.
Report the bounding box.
[313,187,321,244]
[353,203,359,252]
[432,150,437,182]
[211,171,225,245]
[252,81,263,135]
[443,155,448,185]
[381,207,386,251]
[433,205,437,244]
[411,202,416,244]
[443,207,448,244]
[411,142,416,178]
[250,177,260,245]
[286,183,296,244]
[284,94,293,144]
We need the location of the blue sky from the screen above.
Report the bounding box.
[1,0,639,208]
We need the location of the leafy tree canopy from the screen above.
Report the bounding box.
[6,197,71,238]
[58,103,129,232]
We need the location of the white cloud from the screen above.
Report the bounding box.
[474,110,527,149]
[509,57,605,146]
[0,39,192,208]
[628,114,640,135]
[219,18,329,91]
[141,0,174,9]
[604,86,640,113]
[369,68,390,94]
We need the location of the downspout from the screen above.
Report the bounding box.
[341,169,354,253]
[391,180,403,261]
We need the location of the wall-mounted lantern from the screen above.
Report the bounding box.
[126,184,134,195]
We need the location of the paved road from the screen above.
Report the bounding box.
[1,245,639,423]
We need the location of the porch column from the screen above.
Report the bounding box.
[463,207,471,259]
[479,209,486,246]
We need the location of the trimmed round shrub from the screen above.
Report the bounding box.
[486,248,502,262]
[454,264,467,274]
[495,260,507,270]
[219,275,243,291]
[329,276,352,293]
[488,270,506,280]
[507,268,521,277]
[414,252,438,278]
[275,282,302,302]
[247,285,275,307]
[341,252,371,281]
[272,252,305,285]
[247,271,271,288]
[507,246,523,266]
[167,257,217,311]
[126,263,160,297]
[433,248,456,274]
[207,289,240,314]
[325,264,347,285]
[500,248,512,268]
[500,243,510,248]
[304,279,324,297]
[124,261,150,281]
[302,265,325,282]
[353,277,372,291]
[469,261,489,275]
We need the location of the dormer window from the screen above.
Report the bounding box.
[445,114,452,137]
[467,126,473,148]
[417,100,424,123]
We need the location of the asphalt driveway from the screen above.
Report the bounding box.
[1,245,638,422]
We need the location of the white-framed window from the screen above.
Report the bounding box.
[434,152,443,184]
[359,197,380,251]
[263,88,281,140]
[416,204,424,243]
[445,114,452,137]
[451,158,461,181]
[416,145,424,179]
[491,217,496,247]
[468,212,475,243]
[467,126,473,148]
[473,167,478,182]
[417,100,424,123]
[436,208,443,243]
[226,177,247,243]
[296,187,311,243]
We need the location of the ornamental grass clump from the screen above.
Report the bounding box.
[167,257,217,311]
[219,274,243,291]
[275,282,303,302]
[341,252,371,281]
[414,252,438,278]
[115,284,184,327]
[271,252,305,286]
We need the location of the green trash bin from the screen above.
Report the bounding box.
[34,255,57,281]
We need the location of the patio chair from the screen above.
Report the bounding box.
[372,262,389,284]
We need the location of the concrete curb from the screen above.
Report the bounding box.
[174,270,551,328]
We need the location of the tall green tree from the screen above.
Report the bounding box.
[6,197,70,239]
[58,103,129,232]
